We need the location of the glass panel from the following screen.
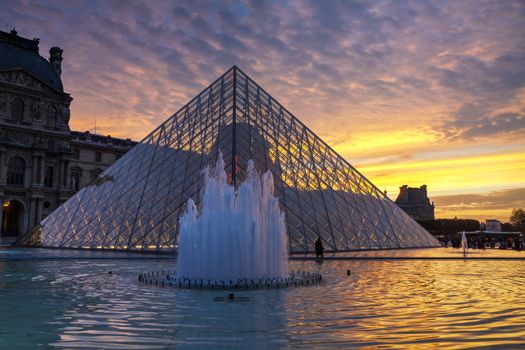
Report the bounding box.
[18,66,439,252]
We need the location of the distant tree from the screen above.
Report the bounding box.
[510,208,525,233]
[501,222,515,232]
[418,218,480,236]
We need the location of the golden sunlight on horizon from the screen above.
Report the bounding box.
[65,54,525,226]
[67,90,525,225]
[358,150,525,222]
[70,106,525,223]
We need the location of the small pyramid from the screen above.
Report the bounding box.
[18,66,439,252]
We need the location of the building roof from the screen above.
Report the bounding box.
[0,29,64,92]
[70,130,137,148]
[395,185,432,205]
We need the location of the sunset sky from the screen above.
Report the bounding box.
[2,0,524,222]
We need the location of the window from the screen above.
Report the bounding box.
[115,153,121,161]
[73,149,80,160]
[47,105,58,127]
[44,166,54,188]
[7,157,25,186]
[11,98,24,122]
[95,151,102,162]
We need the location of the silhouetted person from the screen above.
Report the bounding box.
[314,236,324,259]
[514,237,522,251]
[507,237,514,250]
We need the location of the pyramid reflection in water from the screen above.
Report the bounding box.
[18,66,440,252]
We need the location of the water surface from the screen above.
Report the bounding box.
[1,248,524,349]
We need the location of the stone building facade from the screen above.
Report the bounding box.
[0,29,135,241]
[395,185,435,221]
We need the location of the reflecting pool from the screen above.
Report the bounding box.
[1,248,524,349]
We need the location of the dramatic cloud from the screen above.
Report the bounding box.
[432,188,525,221]
[459,112,525,139]
[2,0,524,220]
[433,188,525,210]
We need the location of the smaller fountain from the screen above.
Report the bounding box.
[461,231,468,258]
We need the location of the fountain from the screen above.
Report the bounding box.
[461,231,468,258]
[177,153,289,281]
[138,153,322,289]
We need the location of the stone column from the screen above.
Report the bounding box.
[58,160,65,189]
[29,198,36,227]
[22,203,30,235]
[0,147,5,186]
[35,198,42,225]
[32,155,39,185]
[0,204,4,239]
[64,160,70,188]
[38,157,44,185]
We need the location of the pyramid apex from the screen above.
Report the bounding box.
[222,65,241,77]
[230,65,244,75]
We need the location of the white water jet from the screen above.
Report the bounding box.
[177,153,289,281]
[461,231,468,258]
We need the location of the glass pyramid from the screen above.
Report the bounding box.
[18,66,440,252]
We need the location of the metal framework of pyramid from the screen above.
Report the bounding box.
[18,66,439,252]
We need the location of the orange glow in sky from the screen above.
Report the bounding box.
[4,1,524,222]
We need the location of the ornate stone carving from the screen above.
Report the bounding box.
[0,70,47,91]
[59,141,72,153]
[0,71,13,83]
[60,105,70,125]
[31,99,45,119]
[0,94,6,115]
[15,71,29,86]
[34,134,47,148]
[0,128,7,142]
[49,47,63,77]
[7,131,31,146]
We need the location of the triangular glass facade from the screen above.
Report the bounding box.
[18,66,440,252]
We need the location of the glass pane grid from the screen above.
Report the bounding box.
[18,66,439,252]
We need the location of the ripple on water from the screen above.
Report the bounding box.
[0,250,524,349]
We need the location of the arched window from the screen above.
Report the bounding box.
[47,105,58,127]
[7,157,26,186]
[11,98,24,122]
